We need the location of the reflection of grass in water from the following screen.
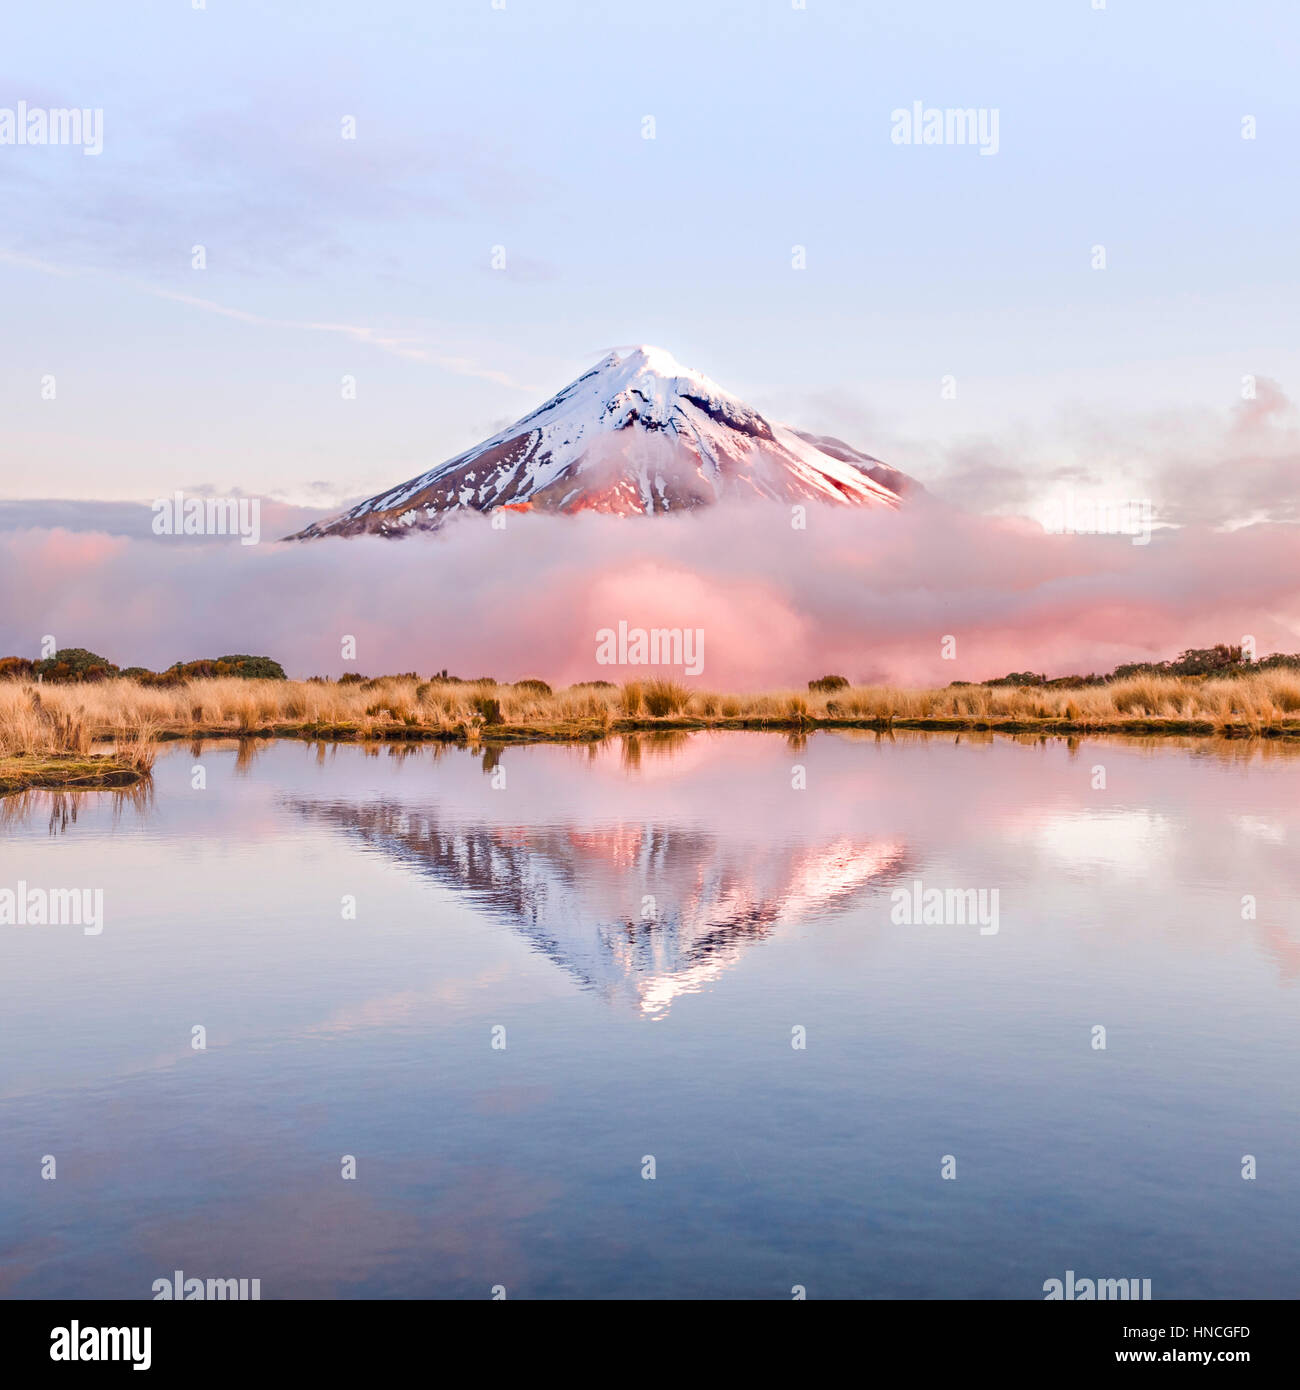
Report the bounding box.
[233,737,264,776]
[0,779,153,835]
[620,730,693,771]
[823,725,1300,766]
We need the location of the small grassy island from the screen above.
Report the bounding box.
[0,751,153,795]
[0,663,159,793]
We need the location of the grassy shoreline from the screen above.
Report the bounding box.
[4,671,1300,771]
[134,714,1298,743]
[120,711,1300,742]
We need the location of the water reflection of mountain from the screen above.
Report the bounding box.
[287,798,907,1016]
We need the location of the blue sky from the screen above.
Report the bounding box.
[2,0,1297,504]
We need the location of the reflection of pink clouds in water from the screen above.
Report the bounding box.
[298,964,520,1039]
[1257,926,1300,984]
[3,504,1299,684]
[1011,809,1175,875]
[993,755,1300,978]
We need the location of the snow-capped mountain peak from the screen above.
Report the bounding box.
[288,346,914,538]
[570,344,754,429]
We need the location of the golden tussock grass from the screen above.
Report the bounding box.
[0,687,157,790]
[3,670,1300,749]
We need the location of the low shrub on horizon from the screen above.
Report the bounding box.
[1112,644,1263,681]
[984,671,1048,687]
[972,643,1300,689]
[196,655,287,680]
[14,648,288,685]
[32,647,120,683]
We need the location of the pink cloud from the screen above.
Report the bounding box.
[2,502,1298,687]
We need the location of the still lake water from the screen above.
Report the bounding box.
[2,730,1298,1300]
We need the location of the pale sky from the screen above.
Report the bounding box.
[2,0,1297,506]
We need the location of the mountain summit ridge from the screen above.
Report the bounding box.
[288,345,913,538]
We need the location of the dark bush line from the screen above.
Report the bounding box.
[0,648,287,684]
[959,644,1300,690]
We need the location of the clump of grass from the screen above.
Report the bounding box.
[0,689,157,793]
[620,681,644,716]
[46,707,91,756]
[233,696,260,733]
[0,691,92,757]
[1269,674,1300,712]
[642,679,690,717]
[118,719,158,773]
[1111,676,1167,716]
